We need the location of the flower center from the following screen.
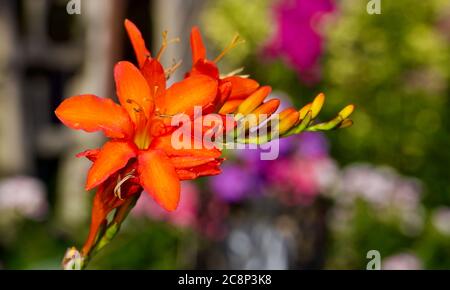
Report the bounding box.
[127,99,152,150]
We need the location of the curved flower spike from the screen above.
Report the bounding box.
[58,19,355,270]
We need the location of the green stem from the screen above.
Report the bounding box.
[62,194,140,270]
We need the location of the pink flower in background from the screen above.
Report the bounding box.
[382,253,423,270]
[265,133,332,205]
[0,176,48,220]
[265,0,335,83]
[133,182,199,228]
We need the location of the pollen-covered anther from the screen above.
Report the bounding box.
[221,67,246,78]
[114,169,136,200]
[165,59,183,79]
[126,99,145,112]
[214,33,245,63]
[156,30,181,61]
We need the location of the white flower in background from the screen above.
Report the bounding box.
[0,176,48,220]
[330,163,424,236]
[313,158,339,193]
[382,253,423,270]
[431,207,450,235]
[338,164,398,207]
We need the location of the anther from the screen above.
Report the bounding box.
[165,59,183,79]
[214,34,245,63]
[114,169,136,200]
[126,99,145,113]
[156,31,181,61]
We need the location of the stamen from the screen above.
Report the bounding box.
[213,34,245,63]
[126,99,145,112]
[155,113,175,118]
[114,169,136,200]
[221,67,245,78]
[155,31,181,61]
[165,59,183,80]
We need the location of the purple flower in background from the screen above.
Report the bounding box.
[297,132,329,158]
[209,132,332,205]
[210,164,256,202]
[265,0,335,83]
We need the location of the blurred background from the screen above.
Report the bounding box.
[0,0,449,269]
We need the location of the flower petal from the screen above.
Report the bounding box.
[170,156,217,169]
[76,149,100,162]
[176,160,222,180]
[190,59,220,79]
[141,58,166,101]
[156,74,218,116]
[124,19,151,68]
[86,141,137,190]
[55,94,133,139]
[138,149,180,211]
[222,76,260,100]
[190,26,206,64]
[115,61,153,122]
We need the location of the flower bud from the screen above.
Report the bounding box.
[338,104,355,119]
[278,110,300,135]
[219,99,242,114]
[311,93,325,119]
[299,103,312,120]
[236,86,271,115]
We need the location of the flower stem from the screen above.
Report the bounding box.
[62,193,140,270]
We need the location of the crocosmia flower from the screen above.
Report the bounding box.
[58,19,354,269]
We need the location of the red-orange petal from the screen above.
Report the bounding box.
[190,59,220,80]
[157,74,218,116]
[138,149,180,211]
[124,19,151,68]
[86,141,137,190]
[55,94,133,139]
[190,26,207,64]
[176,170,197,180]
[114,61,153,122]
[141,58,166,101]
[218,81,232,106]
[222,76,260,100]
[76,149,100,162]
[171,156,217,169]
[176,160,222,180]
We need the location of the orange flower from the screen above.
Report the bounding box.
[56,23,226,255]
[56,59,222,211]
[59,20,354,264]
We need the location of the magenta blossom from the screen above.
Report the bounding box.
[265,0,335,83]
